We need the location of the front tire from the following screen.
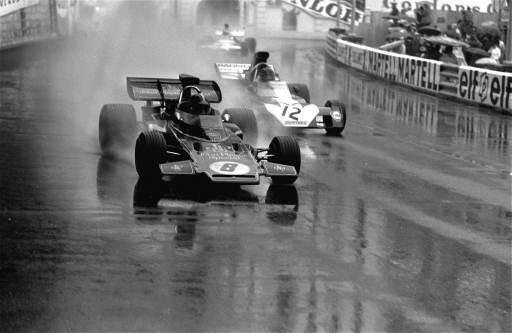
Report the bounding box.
[268,136,301,185]
[99,104,137,155]
[324,100,347,136]
[135,131,166,179]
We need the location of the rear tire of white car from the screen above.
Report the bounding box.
[99,104,137,156]
[324,100,347,136]
[222,108,258,144]
[246,37,257,54]
[287,83,310,104]
[135,131,166,180]
[241,41,249,56]
[268,136,301,185]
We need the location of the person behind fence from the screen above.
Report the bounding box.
[446,23,462,40]
[404,26,421,57]
[439,45,458,64]
[390,1,399,16]
[460,7,474,39]
[415,4,432,28]
[222,23,231,36]
[489,43,502,63]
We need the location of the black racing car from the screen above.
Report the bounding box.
[98,74,301,185]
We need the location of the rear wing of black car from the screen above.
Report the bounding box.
[126,76,222,103]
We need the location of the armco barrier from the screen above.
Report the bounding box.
[326,35,512,114]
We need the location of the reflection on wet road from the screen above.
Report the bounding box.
[1,8,511,333]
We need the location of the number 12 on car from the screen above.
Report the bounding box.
[281,104,302,121]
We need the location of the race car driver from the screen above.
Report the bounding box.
[256,65,276,82]
[174,88,242,139]
[175,91,213,128]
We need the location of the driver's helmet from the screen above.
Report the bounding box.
[177,89,211,127]
[257,66,276,82]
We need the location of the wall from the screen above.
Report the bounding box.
[0,0,57,50]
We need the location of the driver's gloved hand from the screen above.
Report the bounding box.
[160,110,172,120]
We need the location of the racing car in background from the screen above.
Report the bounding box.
[215,51,347,136]
[98,74,301,188]
[198,27,257,57]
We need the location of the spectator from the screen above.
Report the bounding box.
[465,7,474,26]
[460,7,474,40]
[390,2,399,17]
[466,34,483,48]
[415,4,432,28]
[404,23,420,56]
[499,40,505,62]
[489,44,502,63]
[446,23,461,40]
[440,46,458,64]
[222,23,231,36]
[398,37,407,54]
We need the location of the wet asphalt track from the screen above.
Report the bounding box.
[1,6,511,333]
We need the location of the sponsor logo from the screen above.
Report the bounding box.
[458,68,512,109]
[283,0,364,25]
[160,161,194,174]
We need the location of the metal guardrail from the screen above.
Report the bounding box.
[326,36,512,114]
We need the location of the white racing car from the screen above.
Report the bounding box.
[215,51,347,136]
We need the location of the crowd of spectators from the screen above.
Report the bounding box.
[386,2,505,68]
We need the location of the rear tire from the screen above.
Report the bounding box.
[268,136,301,185]
[287,83,310,104]
[324,100,347,136]
[222,108,258,144]
[99,104,137,155]
[135,131,166,179]
[245,37,257,54]
[241,41,249,56]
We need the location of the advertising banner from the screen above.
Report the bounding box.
[366,0,500,14]
[283,0,366,25]
[336,42,350,64]
[0,0,39,17]
[335,40,440,92]
[349,47,365,70]
[364,49,440,92]
[458,67,512,109]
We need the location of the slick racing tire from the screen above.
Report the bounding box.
[222,108,258,144]
[324,100,347,136]
[287,83,310,104]
[245,37,257,54]
[268,136,301,185]
[99,104,137,155]
[241,41,249,57]
[135,131,166,180]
